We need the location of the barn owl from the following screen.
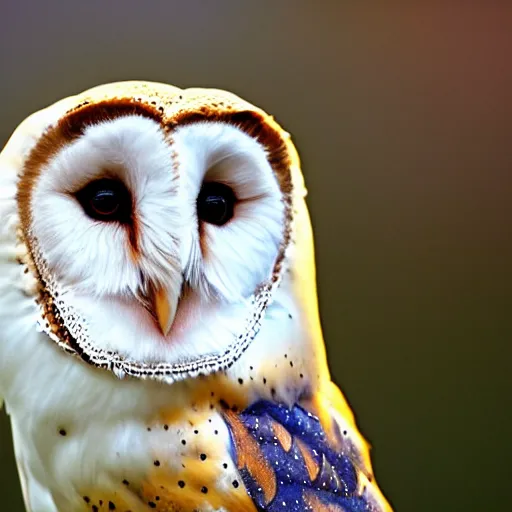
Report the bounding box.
[0,81,393,512]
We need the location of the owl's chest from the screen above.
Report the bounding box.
[28,401,254,512]
[9,356,258,512]
[74,415,253,512]
[7,324,308,511]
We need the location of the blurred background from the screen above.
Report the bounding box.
[1,2,511,511]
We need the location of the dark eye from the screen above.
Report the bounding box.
[75,178,132,222]
[197,182,236,226]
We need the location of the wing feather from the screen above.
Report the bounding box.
[223,397,393,512]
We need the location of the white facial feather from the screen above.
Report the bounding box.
[34,116,181,298]
[28,115,285,365]
[174,121,284,300]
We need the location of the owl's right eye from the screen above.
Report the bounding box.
[75,179,132,223]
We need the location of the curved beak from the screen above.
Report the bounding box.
[153,286,178,336]
[144,279,182,337]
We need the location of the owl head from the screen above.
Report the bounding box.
[0,81,323,385]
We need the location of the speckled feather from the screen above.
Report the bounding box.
[224,401,384,512]
[0,81,393,512]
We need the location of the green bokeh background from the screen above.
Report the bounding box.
[1,3,510,511]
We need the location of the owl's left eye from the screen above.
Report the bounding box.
[75,179,132,222]
[197,182,236,226]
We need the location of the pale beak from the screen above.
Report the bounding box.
[149,283,181,337]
